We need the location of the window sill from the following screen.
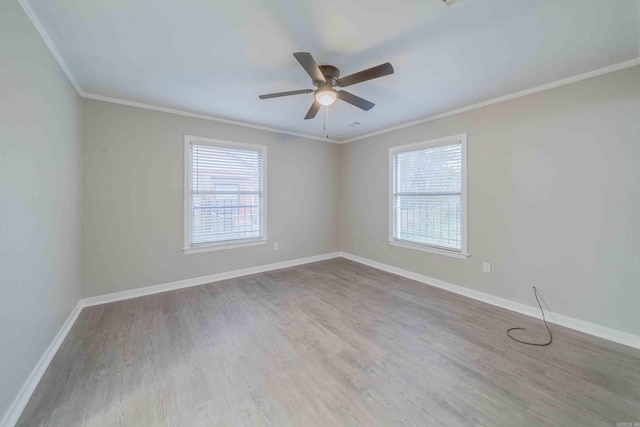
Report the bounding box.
[184,238,268,254]
[388,239,470,259]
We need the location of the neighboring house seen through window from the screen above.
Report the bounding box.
[389,134,468,259]
[184,136,266,253]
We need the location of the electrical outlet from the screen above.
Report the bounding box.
[273,242,279,250]
[482,262,492,274]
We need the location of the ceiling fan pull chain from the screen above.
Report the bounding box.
[324,106,327,131]
[324,106,330,139]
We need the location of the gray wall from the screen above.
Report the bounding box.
[81,99,340,298]
[340,65,640,336]
[1,3,638,419]
[0,0,82,420]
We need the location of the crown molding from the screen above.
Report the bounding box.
[19,0,640,145]
[81,93,341,144]
[18,0,340,144]
[18,0,84,95]
[340,57,640,144]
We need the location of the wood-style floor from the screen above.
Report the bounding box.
[18,258,640,426]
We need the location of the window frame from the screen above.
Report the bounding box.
[388,133,469,259]
[183,135,267,254]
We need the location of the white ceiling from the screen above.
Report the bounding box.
[25,0,640,141]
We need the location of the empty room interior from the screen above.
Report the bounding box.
[2,0,640,425]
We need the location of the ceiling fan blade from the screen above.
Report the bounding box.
[336,62,394,87]
[304,100,321,120]
[337,91,375,111]
[293,52,326,83]
[259,89,313,99]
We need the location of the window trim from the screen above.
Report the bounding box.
[388,133,469,259]
[183,135,267,254]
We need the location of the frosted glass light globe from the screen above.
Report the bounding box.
[315,89,337,106]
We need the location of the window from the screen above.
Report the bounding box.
[389,134,468,259]
[184,136,266,253]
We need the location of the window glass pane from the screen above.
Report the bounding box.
[395,144,461,194]
[191,193,262,244]
[192,146,262,194]
[393,141,462,251]
[394,194,461,250]
[190,143,263,245]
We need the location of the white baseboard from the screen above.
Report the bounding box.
[0,301,83,427]
[4,250,636,427]
[1,252,341,426]
[81,252,342,307]
[339,252,640,350]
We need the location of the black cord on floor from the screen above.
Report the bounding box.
[507,286,553,346]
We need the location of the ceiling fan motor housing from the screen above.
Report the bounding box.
[316,65,340,86]
[259,52,393,119]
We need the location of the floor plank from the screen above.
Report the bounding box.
[17,259,640,426]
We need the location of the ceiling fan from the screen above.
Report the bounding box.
[259,52,394,120]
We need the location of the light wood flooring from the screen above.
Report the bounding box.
[18,258,640,426]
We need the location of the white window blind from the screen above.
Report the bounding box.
[186,139,265,248]
[392,139,464,252]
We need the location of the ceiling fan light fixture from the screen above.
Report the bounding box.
[315,89,337,106]
[259,52,393,119]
